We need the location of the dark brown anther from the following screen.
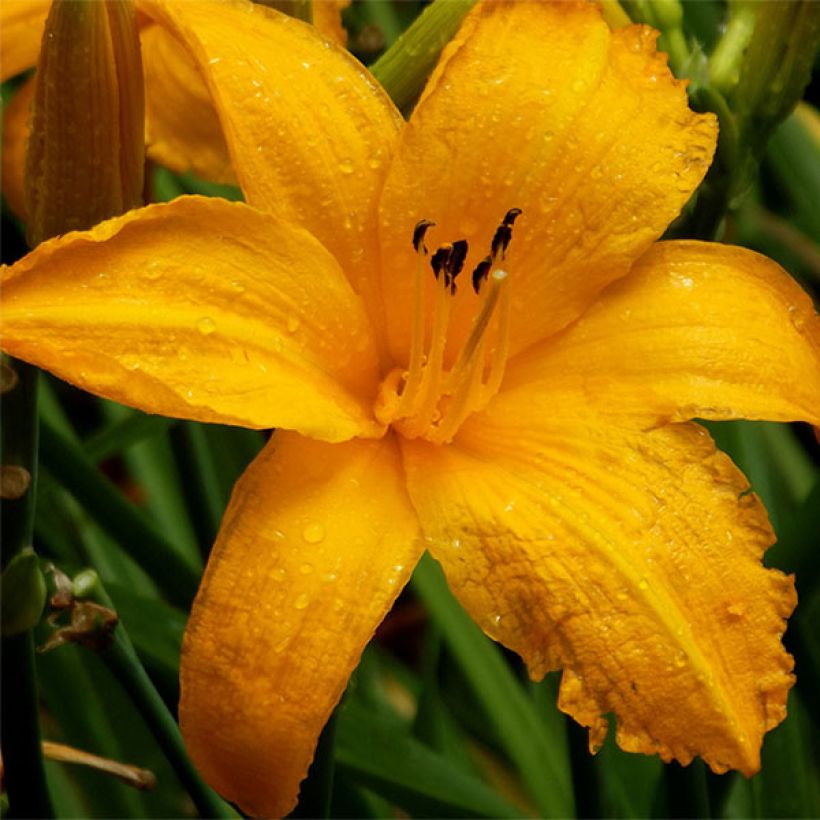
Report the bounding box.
[430,243,453,280]
[491,224,512,260]
[503,207,522,226]
[448,239,469,293]
[491,207,523,260]
[471,255,492,294]
[412,219,435,254]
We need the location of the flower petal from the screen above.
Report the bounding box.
[312,0,351,46]
[506,241,820,426]
[180,431,422,818]
[1,196,382,441]
[138,0,402,295]
[402,403,795,775]
[0,0,49,81]
[1,75,34,222]
[378,1,716,363]
[141,23,236,185]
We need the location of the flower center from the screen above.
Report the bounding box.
[375,209,521,444]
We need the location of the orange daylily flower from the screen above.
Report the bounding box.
[0,0,350,209]
[3,1,820,817]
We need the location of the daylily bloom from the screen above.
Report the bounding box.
[0,0,350,214]
[3,1,820,817]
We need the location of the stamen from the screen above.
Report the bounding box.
[448,269,507,387]
[402,263,453,435]
[430,243,453,281]
[448,239,469,294]
[412,219,435,254]
[376,212,519,443]
[434,270,510,443]
[471,255,492,294]
[399,224,435,415]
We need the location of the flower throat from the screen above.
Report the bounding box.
[376,209,521,444]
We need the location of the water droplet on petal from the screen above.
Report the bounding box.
[294,593,310,610]
[271,568,286,582]
[287,315,300,333]
[338,158,354,174]
[302,522,325,544]
[197,317,217,335]
[299,563,313,575]
[144,261,162,280]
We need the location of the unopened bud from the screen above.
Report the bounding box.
[25,0,145,246]
[1,547,47,636]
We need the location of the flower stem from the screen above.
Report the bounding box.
[0,359,53,818]
[370,0,477,112]
[88,582,237,819]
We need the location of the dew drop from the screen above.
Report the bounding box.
[294,593,310,610]
[144,261,162,280]
[286,315,300,333]
[638,578,649,590]
[788,304,806,330]
[302,522,325,544]
[271,568,286,582]
[338,158,354,175]
[197,316,217,335]
[299,563,313,575]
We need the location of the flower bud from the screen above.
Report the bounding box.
[25,0,145,246]
[1,547,47,636]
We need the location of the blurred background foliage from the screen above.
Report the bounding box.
[1,0,819,817]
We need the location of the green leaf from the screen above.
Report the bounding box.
[412,553,575,818]
[336,701,524,818]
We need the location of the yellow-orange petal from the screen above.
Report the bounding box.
[312,0,351,46]
[402,407,795,775]
[506,241,820,426]
[1,196,382,442]
[378,1,716,365]
[137,0,402,301]
[0,0,49,82]
[140,23,236,185]
[1,75,34,221]
[180,431,422,818]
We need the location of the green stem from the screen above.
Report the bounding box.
[38,417,200,607]
[1,633,53,819]
[90,585,237,819]
[0,360,53,818]
[370,0,477,112]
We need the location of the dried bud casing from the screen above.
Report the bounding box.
[25,0,144,246]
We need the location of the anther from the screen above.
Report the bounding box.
[413,219,435,254]
[490,207,523,261]
[503,208,522,226]
[448,239,469,294]
[471,255,492,294]
[430,243,453,281]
